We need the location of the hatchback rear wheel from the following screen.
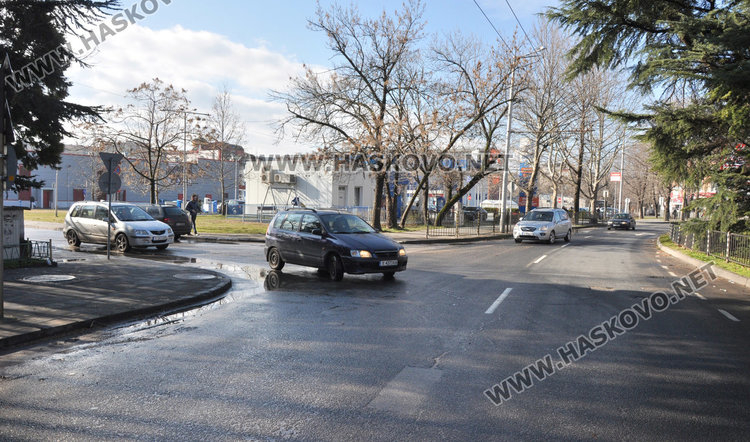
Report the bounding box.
[268,247,285,270]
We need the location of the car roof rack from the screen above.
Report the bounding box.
[287,207,317,213]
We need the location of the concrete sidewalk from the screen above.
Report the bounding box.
[0,248,231,350]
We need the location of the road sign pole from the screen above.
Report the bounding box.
[107,158,112,260]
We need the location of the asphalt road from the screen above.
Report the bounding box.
[3,221,750,440]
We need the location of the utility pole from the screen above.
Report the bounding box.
[618,143,625,212]
[499,48,545,233]
[0,54,16,318]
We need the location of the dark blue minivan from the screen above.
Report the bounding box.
[265,209,407,281]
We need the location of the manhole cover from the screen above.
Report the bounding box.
[22,275,76,283]
[174,273,216,280]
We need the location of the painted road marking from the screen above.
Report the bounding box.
[668,271,678,277]
[695,293,707,300]
[584,236,592,239]
[660,265,669,270]
[485,288,513,314]
[533,255,548,264]
[560,243,570,248]
[718,309,740,322]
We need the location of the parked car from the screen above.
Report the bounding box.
[218,199,245,215]
[265,208,407,281]
[608,213,636,230]
[63,201,174,252]
[513,208,572,244]
[135,203,192,240]
[462,206,488,222]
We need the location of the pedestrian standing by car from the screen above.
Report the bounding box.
[185,194,202,235]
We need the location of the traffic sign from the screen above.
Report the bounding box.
[610,172,622,182]
[99,152,123,174]
[98,172,121,194]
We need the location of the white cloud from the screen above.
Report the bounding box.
[65,24,317,155]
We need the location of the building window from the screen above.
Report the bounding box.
[354,187,362,206]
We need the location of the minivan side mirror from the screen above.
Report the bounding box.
[311,228,323,236]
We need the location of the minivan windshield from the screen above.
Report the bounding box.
[523,211,553,222]
[112,205,154,222]
[320,214,375,234]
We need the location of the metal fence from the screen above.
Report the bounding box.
[670,224,750,267]
[3,240,53,262]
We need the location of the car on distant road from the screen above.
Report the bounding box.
[135,203,192,240]
[513,208,572,244]
[63,201,174,252]
[265,208,407,281]
[462,206,488,222]
[608,213,636,230]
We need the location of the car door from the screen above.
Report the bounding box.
[558,209,571,236]
[298,214,325,267]
[277,213,303,264]
[90,205,112,242]
[74,204,99,242]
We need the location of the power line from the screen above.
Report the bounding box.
[472,0,510,51]
[503,0,538,52]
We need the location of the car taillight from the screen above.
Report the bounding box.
[164,217,171,223]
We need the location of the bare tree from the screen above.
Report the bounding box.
[101,78,191,203]
[200,87,246,214]
[513,21,570,213]
[272,1,425,230]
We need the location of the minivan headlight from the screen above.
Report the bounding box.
[351,250,372,258]
[398,248,406,257]
[539,225,549,232]
[134,229,150,236]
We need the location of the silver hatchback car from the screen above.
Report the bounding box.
[513,208,572,244]
[63,201,174,252]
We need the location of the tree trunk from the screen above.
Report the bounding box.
[435,173,484,225]
[399,173,427,228]
[372,171,386,230]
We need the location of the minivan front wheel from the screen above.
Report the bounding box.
[268,247,285,270]
[327,254,344,281]
[115,233,131,252]
[66,230,81,247]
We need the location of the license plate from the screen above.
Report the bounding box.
[153,235,167,241]
[522,233,535,237]
[380,260,398,267]
[176,222,185,226]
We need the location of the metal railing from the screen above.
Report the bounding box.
[3,239,53,262]
[670,224,750,267]
[426,218,498,237]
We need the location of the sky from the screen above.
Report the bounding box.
[65,0,559,155]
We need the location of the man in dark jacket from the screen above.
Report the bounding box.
[185,194,201,235]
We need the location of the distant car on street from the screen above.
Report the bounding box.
[513,208,572,244]
[135,203,192,240]
[63,201,174,252]
[462,206,488,222]
[265,208,407,281]
[608,213,636,230]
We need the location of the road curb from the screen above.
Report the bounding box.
[656,237,750,289]
[395,233,511,245]
[0,273,232,350]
